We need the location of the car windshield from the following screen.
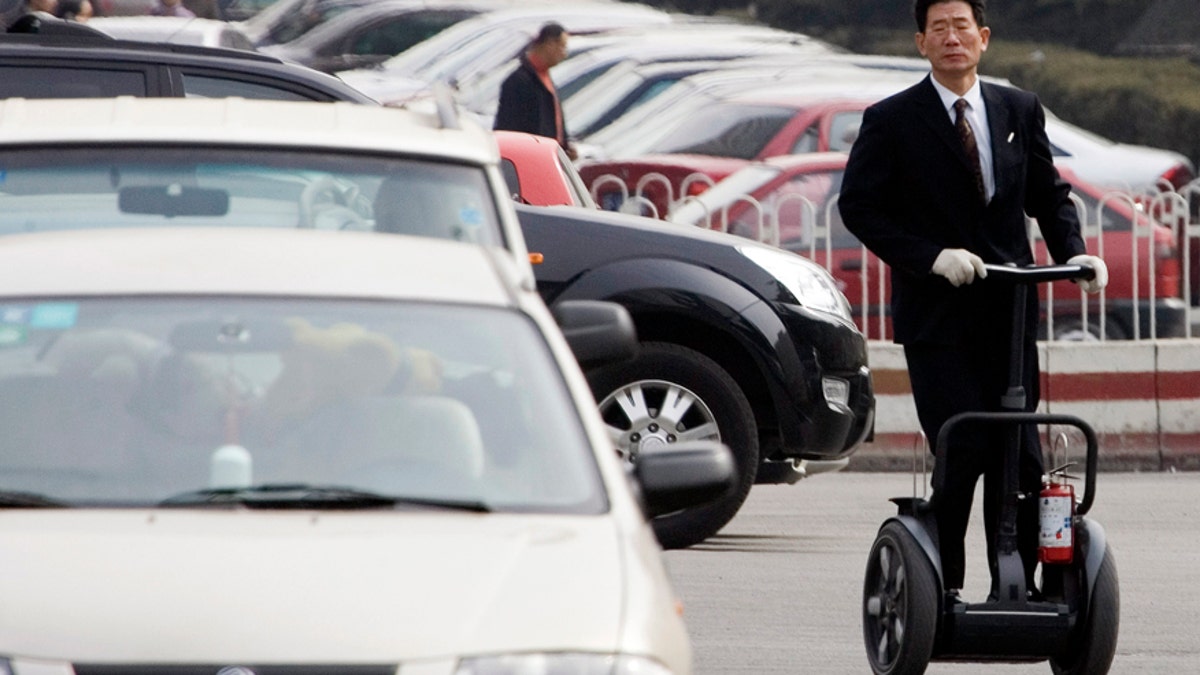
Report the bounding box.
[636,103,794,159]
[0,147,501,245]
[0,297,605,513]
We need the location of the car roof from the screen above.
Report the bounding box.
[1,30,277,63]
[0,96,497,165]
[0,32,375,102]
[0,228,517,305]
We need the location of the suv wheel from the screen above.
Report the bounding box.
[588,342,758,549]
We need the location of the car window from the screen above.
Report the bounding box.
[557,146,597,208]
[648,104,794,159]
[180,72,317,101]
[263,0,367,45]
[0,65,147,98]
[828,111,864,152]
[0,297,606,513]
[0,147,502,245]
[790,123,819,154]
[499,158,522,201]
[346,11,477,58]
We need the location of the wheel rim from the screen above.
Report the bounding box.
[865,541,908,670]
[597,378,719,464]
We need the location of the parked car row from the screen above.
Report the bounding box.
[0,24,876,550]
[0,7,873,670]
[664,153,1188,341]
[575,63,1195,214]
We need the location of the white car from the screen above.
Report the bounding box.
[0,227,733,673]
[86,15,257,50]
[0,95,535,287]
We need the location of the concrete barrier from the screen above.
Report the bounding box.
[849,339,1200,472]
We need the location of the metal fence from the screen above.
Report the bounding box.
[591,171,1200,342]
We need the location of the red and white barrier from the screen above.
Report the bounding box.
[854,340,1200,471]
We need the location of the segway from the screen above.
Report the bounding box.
[862,263,1120,675]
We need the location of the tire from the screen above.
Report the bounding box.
[588,342,758,550]
[1051,544,1120,675]
[862,521,939,675]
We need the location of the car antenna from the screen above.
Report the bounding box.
[431,82,460,130]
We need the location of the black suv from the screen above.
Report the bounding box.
[518,203,875,548]
[0,31,375,102]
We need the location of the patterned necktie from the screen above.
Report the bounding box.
[954,98,987,203]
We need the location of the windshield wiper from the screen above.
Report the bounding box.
[0,490,68,507]
[158,483,490,512]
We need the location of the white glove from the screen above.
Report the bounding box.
[931,249,987,287]
[1067,254,1108,294]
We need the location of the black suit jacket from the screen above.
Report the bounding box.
[493,56,567,149]
[839,75,1087,346]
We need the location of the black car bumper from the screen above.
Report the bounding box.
[764,304,875,463]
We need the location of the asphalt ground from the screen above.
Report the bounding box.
[663,470,1199,674]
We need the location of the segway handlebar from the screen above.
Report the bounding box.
[982,263,1096,284]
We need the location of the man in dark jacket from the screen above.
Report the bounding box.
[839,0,1107,603]
[493,22,575,159]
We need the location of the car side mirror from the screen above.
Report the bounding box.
[633,441,736,518]
[551,300,637,368]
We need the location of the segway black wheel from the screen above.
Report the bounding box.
[862,521,938,675]
[1051,543,1120,675]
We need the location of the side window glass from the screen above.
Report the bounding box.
[499,158,522,202]
[349,12,474,57]
[180,73,314,101]
[0,66,146,98]
[828,112,864,152]
[790,124,819,154]
[662,109,792,160]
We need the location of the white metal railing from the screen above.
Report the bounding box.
[592,171,1200,342]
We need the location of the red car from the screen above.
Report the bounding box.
[669,152,1187,341]
[494,130,596,209]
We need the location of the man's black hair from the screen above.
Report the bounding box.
[913,0,986,32]
[531,21,566,46]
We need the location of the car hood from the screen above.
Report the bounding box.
[517,202,822,308]
[0,510,628,663]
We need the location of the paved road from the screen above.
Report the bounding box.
[663,470,1200,674]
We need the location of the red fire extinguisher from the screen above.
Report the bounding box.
[1039,474,1075,565]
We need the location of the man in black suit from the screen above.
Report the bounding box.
[839,0,1108,600]
[493,22,576,159]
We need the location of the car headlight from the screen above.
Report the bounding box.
[455,652,674,674]
[738,246,852,321]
